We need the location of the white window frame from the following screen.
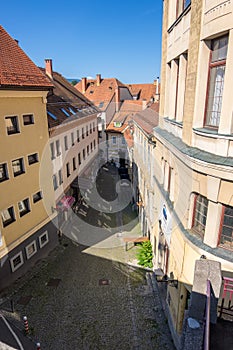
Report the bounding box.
[25,240,37,259]
[10,251,24,272]
[39,231,49,248]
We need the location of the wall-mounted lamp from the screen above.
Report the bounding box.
[148,135,157,148]
[200,255,207,260]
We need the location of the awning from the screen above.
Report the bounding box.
[56,196,75,211]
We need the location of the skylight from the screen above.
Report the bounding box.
[68,107,76,115]
[61,108,70,117]
[99,102,104,108]
[47,111,57,120]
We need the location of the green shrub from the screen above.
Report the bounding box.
[137,240,153,268]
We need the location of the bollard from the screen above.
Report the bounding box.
[23,316,29,334]
[10,300,14,313]
[36,342,41,350]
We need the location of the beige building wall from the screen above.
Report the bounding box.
[107,132,127,164]
[49,115,98,201]
[152,0,233,345]
[133,125,156,237]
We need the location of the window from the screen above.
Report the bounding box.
[83,149,85,160]
[25,240,37,259]
[53,174,58,190]
[28,153,39,165]
[23,114,34,125]
[86,125,89,136]
[47,111,57,120]
[0,163,9,182]
[193,194,208,237]
[82,128,85,139]
[91,142,93,152]
[39,231,49,248]
[10,252,24,272]
[56,140,61,156]
[1,207,15,227]
[64,136,68,151]
[50,143,55,160]
[219,205,233,250]
[73,157,76,171]
[66,163,70,177]
[12,158,25,176]
[112,136,117,144]
[61,108,70,117]
[58,169,63,185]
[94,139,96,149]
[205,35,228,128]
[77,129,80,142]
[176,0,191,17]
[122,138,126,145]
[18,198,30,217]
[33,191,43,203]
[78,153,81,165]
[87,145,89,156]
[90,123,92,134]
[93,122,95,131]
[69,107,76,115]
[5,116,19,135]
[71,132,75,146]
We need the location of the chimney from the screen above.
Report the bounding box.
[115,87,120,112]
[14,39,19,45]
[45,59,53,79]
[96,74,101,86]
[142,99,147,110]
[82,77,87,93]
[155,76,159,101]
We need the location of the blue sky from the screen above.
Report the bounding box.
[1,0,163,84]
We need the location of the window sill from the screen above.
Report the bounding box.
[218,243,233,252]
[164,117,183,128]
[13,171,25,177]
[0,178,9,183]
[7,131,20,135]
[193,127,233,140]
[20,210,30,217]
[3,219,16,227]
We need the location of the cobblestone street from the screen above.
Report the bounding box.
[0,164,175,349]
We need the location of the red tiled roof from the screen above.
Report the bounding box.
[127,83,158,102]
[106,101,142,131]
[133,103,159,135]
[75,77,126,110]
[124,127,134,148]
[0,26,52,88]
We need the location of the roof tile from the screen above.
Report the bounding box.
[0,26,52,88]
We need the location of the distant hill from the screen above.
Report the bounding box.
[66,78,80,85]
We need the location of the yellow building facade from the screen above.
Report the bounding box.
[0,27,57,290]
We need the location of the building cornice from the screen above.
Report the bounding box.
[154,127,233,180]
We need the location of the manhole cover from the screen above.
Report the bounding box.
[99,279,110,286]
[47,278,61,287]
[17,296,32,305]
